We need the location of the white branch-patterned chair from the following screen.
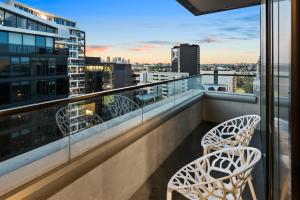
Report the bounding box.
[201,115,261,155]
[167,147,261,200]
[56,106,103,137]
[108,95,140,118]
[201,114,261,199]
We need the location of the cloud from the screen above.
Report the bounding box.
[86,45,112,56]
[237,14,260,22]
[142,40,175,45]
[196,36,221,44]
[242,51,257,54]
[128,44,157,52]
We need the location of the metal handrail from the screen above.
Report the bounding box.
[0,73,256,117]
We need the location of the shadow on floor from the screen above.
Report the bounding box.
[130,121,266,200]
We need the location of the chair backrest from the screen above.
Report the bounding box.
[56,106,70,136]
[168,147,261,200]
[108,95,140,118]
[56,106,103,137]
[202,115,261,149]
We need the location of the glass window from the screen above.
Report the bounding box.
[11,57,20,64]
[0,56,10,77]
[46,26,55,33]
[0,31,8,44]
[35,36,45,47]
[20,57,29,64]
[23,34,35,46]
[4,12,16,27]
[37,24,46,32]
[27,20,37,31]
[9,32,22,44]
[0,9,4,25]
[46,37,53,48]
[17,16,27,29]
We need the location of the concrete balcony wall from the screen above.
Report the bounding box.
[48,99,203,200]
[203,92,260,123]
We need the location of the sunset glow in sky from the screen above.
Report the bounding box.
[11,0,260,64]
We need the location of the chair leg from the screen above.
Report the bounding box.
[166,188,173,200]
[247,177,257,200]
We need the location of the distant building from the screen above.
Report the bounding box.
[147,72,189,99]
[201,70,236,92]
[171,44,200,75]
[85,57,134,93]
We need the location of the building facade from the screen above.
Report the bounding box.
[0,2,70,161]
[147,72,189,99]
[85,57,134,93]
[171,43,200,75]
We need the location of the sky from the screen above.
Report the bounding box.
[6,0,260,64]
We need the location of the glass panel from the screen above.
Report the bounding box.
[37,23,46,32]
[0,9,4,25]
[46,37,53,48]
[20,57,29,64]
[4,12,16,27]
[11,57,19,64]
[0,31,8,44]
[8,32,22,45]
[0,104,70,196]
[46,26,55,33]
[70,89,143,158]
[27,20,37,31]
[0,56,10,78]
[23,34,35,46]
[16,16,27,29]
[35,36,45,47]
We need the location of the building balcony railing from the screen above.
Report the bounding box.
[0,74,260,199]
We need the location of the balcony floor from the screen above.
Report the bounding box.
[130,121,266,200]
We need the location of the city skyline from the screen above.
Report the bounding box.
[1,0,260,64]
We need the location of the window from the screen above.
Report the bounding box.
[23,34,35,46]
[11,57,20,64]
[36,36,45,47]
[46,26,55,33]
[27,20,37,31]
[0,31,8,44]
[37,24,46,32]
[16,16,27,29]
[4,12,16,27]
[46,37,53,48]
[8,32,22,44]
[20,57,30,64]
[0,9,4,25]
[0,56,10,77]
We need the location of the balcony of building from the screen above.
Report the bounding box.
[0,74,265,200]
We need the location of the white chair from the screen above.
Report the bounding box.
[56,106,103,137]
[201,115,261,200]
[167,147,262,200]
[201,115,261,155]
[108,95,140,118]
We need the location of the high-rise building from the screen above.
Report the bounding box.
[0,1,70,160]
[171,44,200,75]
[6,0,87,133]
[6,0,86,97]
[0,1,69,108]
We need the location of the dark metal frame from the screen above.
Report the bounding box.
[291,0,300,198]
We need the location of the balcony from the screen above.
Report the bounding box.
[0,74,263,199]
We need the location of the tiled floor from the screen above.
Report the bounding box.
[130,121,266,200]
